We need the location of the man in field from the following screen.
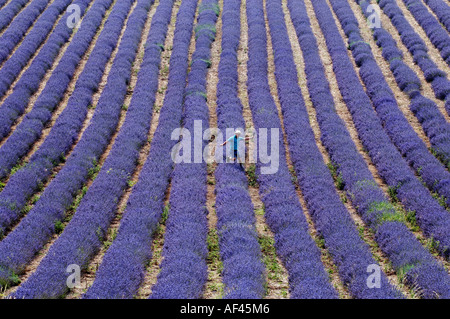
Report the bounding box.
[221,129,250,168]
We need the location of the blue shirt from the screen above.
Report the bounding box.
[227,135,244,152]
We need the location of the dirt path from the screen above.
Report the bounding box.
[201,0,223,300]
[264,0,352,299]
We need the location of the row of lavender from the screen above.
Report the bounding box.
[8,0,154,298]
[149,0,219,298]
[0,0,131,288]
[246,0,338,299]
[358,0,450,178]
[83,0,192,298]
[401,0,450,66]
[378,0,450,151]
[379,0,450,117]
[0,0,96,177]
[288,0,449,299]
[0,0,116,237]
[356,0,450,190]
[0,0,43,41]
[0,0,73,110]
[310,0,450,259]
[422,0,450,33]
[0,0,30,19]
[330,0,450,210]
[329,0,450,256]
[265,0,401,298]
[214,0,265,298]
[357,0,450,172]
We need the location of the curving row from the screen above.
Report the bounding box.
[330,0,450,209]
[355,0,450,193]
[0,0,75,107]
[0,0,132,289]
[0,0,35,33]
[0,0,122,237]
[355,0,450,173]
[400,0,450,66]
[422,0,450,34]
[0,0,105,180]
[82,0,184,299]
[0,0,134,290]
[266,0,402,299]
[0,0,51,66]
[8,0,152,298]
[84,0,198,299]
[213,0,265,299]
[149,0,218,299]
[378,0,450,135]
[310,0,450,259]
[288,0,450,299]
[246,0,339,299]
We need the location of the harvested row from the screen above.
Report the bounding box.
[329,1,450,207]
[213,0,265,299]
[149,0,218,299]
[265,0,401,299]
[7,0,153,298]
[0,0,98,178]
[288,0,450,299]
[400,0,450,65]
[309,0,450,259]
[0,3,131,262]
[82,0,197,298]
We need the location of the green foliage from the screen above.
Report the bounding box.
[54,220,65,234]
[387,184,400,203]
[161,203,169,224]
[397,263,415,282]
[247,164,258,187]
[315,236,325,249]
[258,235,281,283]
[207,229,223,274]
[327,162,345,190]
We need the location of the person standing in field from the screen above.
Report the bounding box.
[221,129,250,167]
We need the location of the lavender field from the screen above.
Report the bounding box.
[0,0,449,299]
